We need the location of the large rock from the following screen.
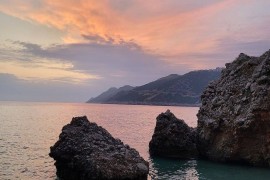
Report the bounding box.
[49,116,149,180]
[197,50,270,166]
[149,110,198,158]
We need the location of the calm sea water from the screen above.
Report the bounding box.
[0,102,270,180]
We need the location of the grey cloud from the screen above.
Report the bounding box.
[81,34,141,50]
[12,39,178,86]
[14,41,43,52]
[81,34,115,45]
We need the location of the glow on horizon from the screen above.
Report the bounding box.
[0,59,101,83]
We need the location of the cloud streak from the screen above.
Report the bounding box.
[1,1,270,63]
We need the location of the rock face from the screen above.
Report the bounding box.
[49,116,149,180]
[197,50,270,166]
[149,110,198,158]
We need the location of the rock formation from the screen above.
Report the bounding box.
[197,50,270,166]
[149,110,198,158]
[49,116,149,180]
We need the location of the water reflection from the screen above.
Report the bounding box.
[149,157,270,180]
[149,157,199,180]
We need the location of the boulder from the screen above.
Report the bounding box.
[149,110,198,158]
[197,50,270,166]
[49,116,149,180]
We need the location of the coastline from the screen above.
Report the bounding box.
[86,101,201,107]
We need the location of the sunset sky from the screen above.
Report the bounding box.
[1,0,270,102]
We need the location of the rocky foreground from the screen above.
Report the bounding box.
[50,50,270,179]
[150,50,270,167]
[149,110,198,158]
[49,116,149,180]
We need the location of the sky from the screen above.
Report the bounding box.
[0,0,270,102]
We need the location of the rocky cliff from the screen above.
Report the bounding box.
[197,50,270,166]
[149,50,270,167]
[50,116,149,179]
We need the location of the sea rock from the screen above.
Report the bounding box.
[149,110,198,158]
[49,116,149,180]
[197,50,270,166]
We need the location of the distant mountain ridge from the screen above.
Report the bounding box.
[87,68,222,106]
[87,85,134,103]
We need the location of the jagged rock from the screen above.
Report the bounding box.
[149,110,198,158]
[197,50,270,166]
[49,116,149,180]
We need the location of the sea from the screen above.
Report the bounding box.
[1,102,270,180]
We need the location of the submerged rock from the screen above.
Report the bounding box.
[49,116,149,180]
[197,50,270,166]
[149,110,198,158]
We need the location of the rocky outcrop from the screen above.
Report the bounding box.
[197,50,270,166]
[49,116,149,180]
[149,110,198,158]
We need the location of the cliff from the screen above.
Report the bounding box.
[197,50,270,166]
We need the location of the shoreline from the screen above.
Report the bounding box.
[86,102,201,107]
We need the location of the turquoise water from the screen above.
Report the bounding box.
[149,158,270,180]
[0,102,269,179]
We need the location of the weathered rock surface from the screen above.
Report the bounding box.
[197,50,270,166]
[49,116,149,180]
[149,110,198,158]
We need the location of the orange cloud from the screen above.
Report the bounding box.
[0,1,236,52]
[1,0,269,70]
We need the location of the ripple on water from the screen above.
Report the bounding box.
[1,102,270,180]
